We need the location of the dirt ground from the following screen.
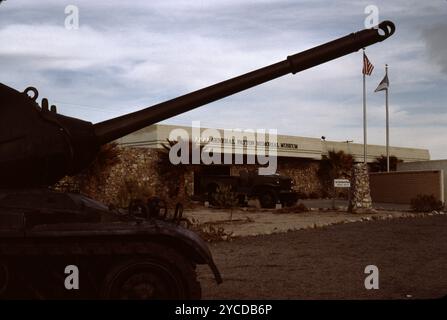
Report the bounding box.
[185,207,435,238]
[197,215,447,299]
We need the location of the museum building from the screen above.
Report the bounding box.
[111,124,429,200]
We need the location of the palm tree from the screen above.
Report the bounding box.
[320,150,354,178]
[370,155,402,172]
[157,139,203,201]
[318,150,354,197]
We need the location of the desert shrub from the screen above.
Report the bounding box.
[185,217,233,242]
[192,224,234,242]
[410,194,444,212]
[115,178,153,208]
[295,191,308,199]
[212,185,239,209]
[335,189,349,200]
[308,191,320,199]
[211,185,239,221]
[276,202,309,214]
[295,203,309,212]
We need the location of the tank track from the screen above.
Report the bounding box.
[0,240,201,299]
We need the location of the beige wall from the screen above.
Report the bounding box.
[370,170,444,204]
[117,124,430,163]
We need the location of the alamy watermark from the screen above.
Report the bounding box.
[364,5,379,29]
[65,5,79,30]
[364,265,379,290]
[168,122,278,175]
[64,265,79,290]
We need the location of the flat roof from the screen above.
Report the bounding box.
[116,124,430,163]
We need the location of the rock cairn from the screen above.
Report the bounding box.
[349,163,373,213]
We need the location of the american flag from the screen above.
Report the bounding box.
[362,52,374,75]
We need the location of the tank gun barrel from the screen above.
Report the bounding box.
[0,21,395,188]
[94,21,395,144]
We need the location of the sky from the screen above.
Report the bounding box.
[0,0,446,159]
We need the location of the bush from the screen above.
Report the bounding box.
[212,185,239,209]
[185,217,234,242]
[211,185,239,221]
[370,155,402,172]
[410,194,444,212]
[295,191,308,199]
[308,192,320,199]
[115,178,153,208]
[276,202,309,214]
[295,203,309,212]
[192,224,234,242]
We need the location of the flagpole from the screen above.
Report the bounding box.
[363,49,367,164]
[385,64,389,172]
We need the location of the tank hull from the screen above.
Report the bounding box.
[0,189,221,299]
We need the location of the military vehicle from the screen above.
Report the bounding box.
[201,170,298,208]
[0,21,395,299]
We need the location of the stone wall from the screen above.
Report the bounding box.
[100,147,162,206]
[64,147,193,207]
[227,158,323,197]
[77,147,156,206]
[278,158,322,197]
[70,148,326,206]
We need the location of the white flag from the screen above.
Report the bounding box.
[374,73,389,92]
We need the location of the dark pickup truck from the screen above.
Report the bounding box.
[200,170,298,208]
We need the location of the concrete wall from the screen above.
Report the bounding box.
[369,170,444,204]
[397,160,447,201]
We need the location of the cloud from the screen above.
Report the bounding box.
[423,24,447,74]
[0,0,446,159]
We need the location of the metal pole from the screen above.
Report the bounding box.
[385,64,389,172]
[363,64,367,164]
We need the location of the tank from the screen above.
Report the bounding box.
[0,21,395,299]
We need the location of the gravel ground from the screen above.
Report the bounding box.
[197,215,447,299]
[185,207,426,237]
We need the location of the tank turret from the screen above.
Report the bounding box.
[0,21,395,188]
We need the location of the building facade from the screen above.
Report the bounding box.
[83,124,429,206]
[117,124,430,164]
